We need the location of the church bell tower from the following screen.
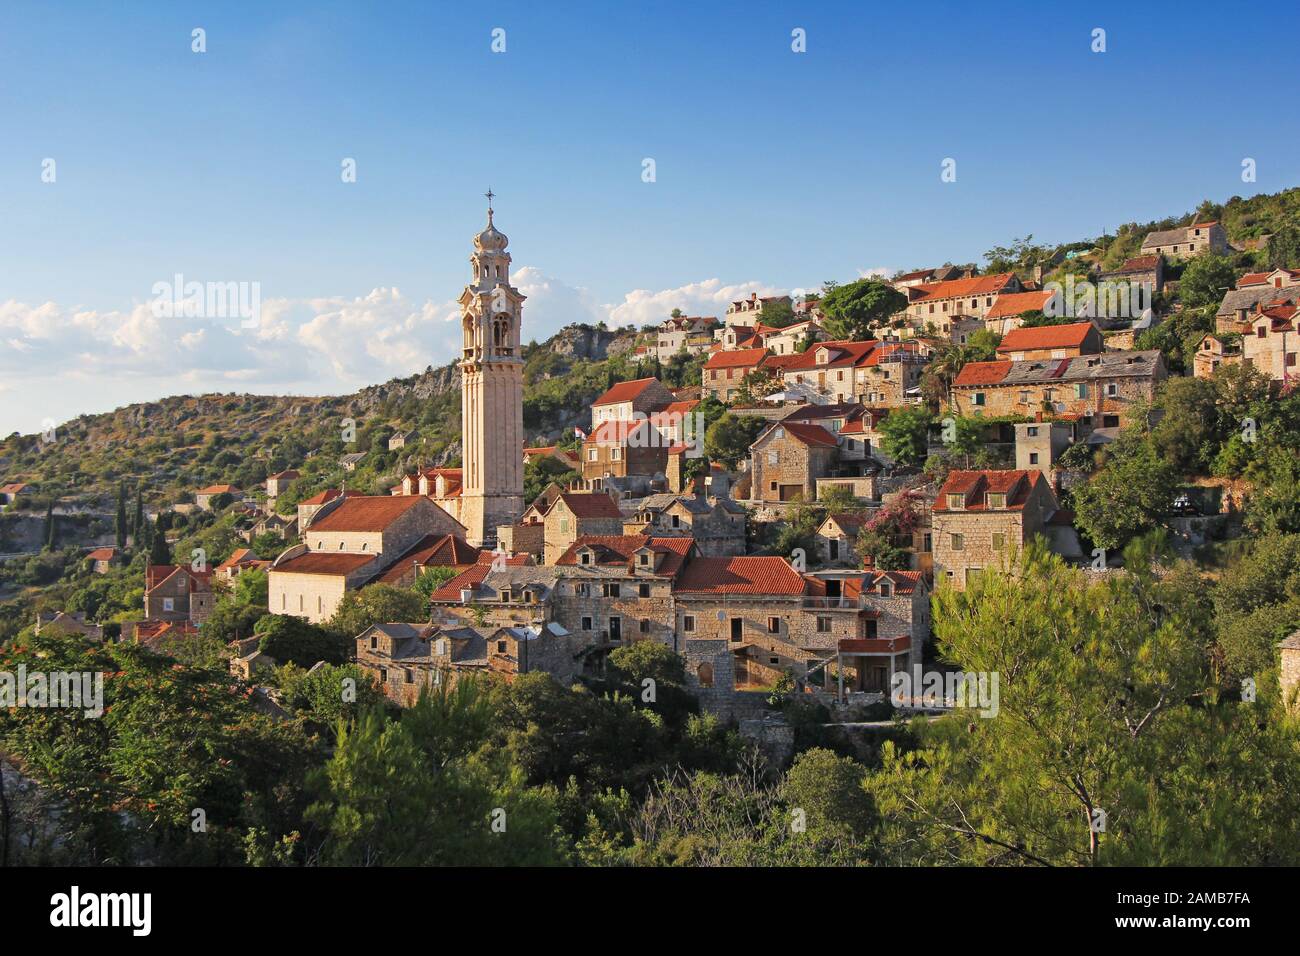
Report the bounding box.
[458,191,525,547]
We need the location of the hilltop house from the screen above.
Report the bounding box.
[265,470,299,499]
[195,484,241,511]
[995,321,1103,361]
[1242,303,1299,383]
[621,493,746,557]
[982,290,1062,337]
[589,377,676,430]
[702,348,770,402]
[1140,221,1229,259]
[543,490,625,564]
[725,292,792,327]
[656,315,717,362]
[898,272,1023,332]
[85,547,120,575]
[1098,255,1165,295]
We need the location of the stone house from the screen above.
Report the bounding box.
[1215,281,1300,334]
[891,266,963,289]
[589,377,676,430]
[1241,303,1299,383]
[777,340,928,407]
[760,318,826,356]
[1098,255,1165,295]
[269,495,465,623]
[85,547,120,575]
[581,419,669,485]
[951,350,1166,428]
[0,482,33,505]
[702,347,770,402]
[428,563,559,631]
[339,453,366,472]
[552,535,695,649]
[1014,421,1072,481]
[815,512,869,566]
[542,491,625,564]
[1140,221,1229,259]
[621,493,746,557]
[387,429,418,450]
[194,484,241,511]
[899,272,1022,331]
[355,620,583,705]
[725,292,792,327]
[930,469,1060,590]
[748,420,841,504]
[981,290,1060,336]
[215,547,270,581]
[1193,333,1242,379]
[265,470,299,499]
[995,321,1103,361]
[144,564,215,623]
[806,570,930,695]
[656,315,717,362]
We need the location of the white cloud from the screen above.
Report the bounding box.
[0,270,796,434]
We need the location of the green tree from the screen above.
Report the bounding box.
[1071,433,1178,550]
[326,584,427,639]
[704,413,766,470]
[818,279,907,341]
[1178,253,1237,310]
[877,406,932,466]
[115,482,128,549]
[255,614,345,666]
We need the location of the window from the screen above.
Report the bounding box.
[992,532,1005,550]
[639,619,650,633]
[638,552,650,566]
[588,449,598,460]
[683,615,696,632]
[1075,383,1088,399]
[603,582,621,598]
[972,393,985,406]
[769,657,779,665]
[380,667,387,683]
[768,451,778,465]
[1027,426,1039,437]
[496,640,508,653]
[280,593,286,610]
[1018,390,1031,404]
[639,582,651,598]
[768,617,780,634]
[986,493,1005,509]
[947,493,965,509]
[162,597,174,612]
[1106,383,1119,397]
[581,616,593,630]
[559,517,569,533]
[580,552,591,565]
[611,448,621,461]
[816,616,832,633]
[879,581,891,597]
[405,669,413,684]
[1029,452,1039,464]
[966,568,983,584]
[950,533,964,551]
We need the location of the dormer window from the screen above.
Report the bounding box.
[638,552,650,566]
[986,492,1006,509]
[947,493,965,510]
[879,581,892,597]
[580,551,592,565]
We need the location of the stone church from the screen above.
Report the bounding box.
[458,196,526,546]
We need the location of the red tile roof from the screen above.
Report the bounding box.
[953,360,1012,386]
[196,484,241,495]
[146,564,213,591]
[85,547,117,561]
[779,340,878,372]
[299,488,362,506]
[556,535,694,576]
[673,556,807,595]
[1115,255,1161,272]
[216,547,259,570]
[308,495,427,532]
[996,321,1095,352]
[586,419,651,444]
[554,491,623,519]
[592,377,662,407]
[704,347,770,369]
[774,421,840,448]
[428,557,532,602]
[271,552,375,575]
[910,272,1018,302]
[933,470,1046,511]
[985,290,1057,320]
[374,534,481,583]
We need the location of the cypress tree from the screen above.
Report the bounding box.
[43,501,55,551]
[149,524,171,566]
[132,487,144,545]
[115,482,128,549]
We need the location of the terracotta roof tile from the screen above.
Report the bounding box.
[556,535,694,576]
[592,377,662,406]
[673,556,806,595]
[910,272,1018,302]
[271,552,375,575]
[986,290,1057,320]
[953,360,1012,386]
[554,491,623,519]
[704,347,770,369]
[308,495,428,532]
[997,321,1095,352]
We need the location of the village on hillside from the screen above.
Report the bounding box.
[3,194,1300,871]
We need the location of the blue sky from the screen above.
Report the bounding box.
[2,0,1298,435]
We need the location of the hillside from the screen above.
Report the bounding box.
[0,321,679,514]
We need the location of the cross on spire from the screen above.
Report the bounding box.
[485,188,495,221]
